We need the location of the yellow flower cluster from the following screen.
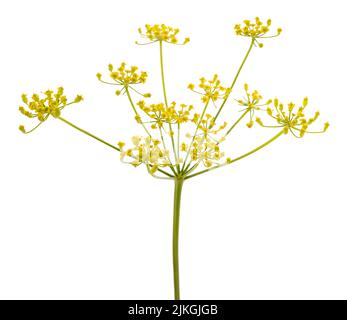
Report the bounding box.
[137,24,190,45]
[137,100,193,128]
[118,136,171,173]
[234,17,282,47]
[237,83,272,128]
[18,87,83,134]
[18,21,329,180]
[97,62,148,88]
[181,135,225,168]
[188,75,230,103]
[256,97,329,137]
[191,112,227,136]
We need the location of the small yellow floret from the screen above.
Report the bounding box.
[137,24,190,45]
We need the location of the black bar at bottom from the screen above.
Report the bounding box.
[0,299,344,319]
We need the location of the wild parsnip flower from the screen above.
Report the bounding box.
[172,112,229,169]
[137,24,190,45]
[19,19,329,301]
[256,97,329,137]
[118,136,171,173]
[172,103,194,124]
[188,75,230,103]
[237,83,272,128]
[234,17,282,47]
[18,87,83,134]
[191,112,227,136]
[137,100,194,128]
[181,134,225,168]
[97,62,151,97]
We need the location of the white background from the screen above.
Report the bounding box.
[1,0,346,300]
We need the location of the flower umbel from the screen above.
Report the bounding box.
[234,17,282,47]
[188,74,230,104]
[18,87,83,134]
[237,83,272,128]
[119,136,171,175]
[137,100,194,129]
[186,134,225,168]
[18,19,329,301]
[137,24,190,45]
[18,20,328,177]
[256,97,329,137]
[97,62,151,97]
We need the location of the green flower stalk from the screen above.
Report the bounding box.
[18,18,329,300]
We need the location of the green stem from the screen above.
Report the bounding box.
[58,116,173,178]
[125,87,152,137]
[181,99,210,173]
[172,178,184,300]
[186,130,284,180]
[221,109,250,141]
[159,125,177,176]
[58,116,120,151]
[177,123,181,173]
[159,40,179,168]
[160,40,169,107]
[213,38,255,124]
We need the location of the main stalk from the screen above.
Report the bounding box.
[172,178,184,300]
